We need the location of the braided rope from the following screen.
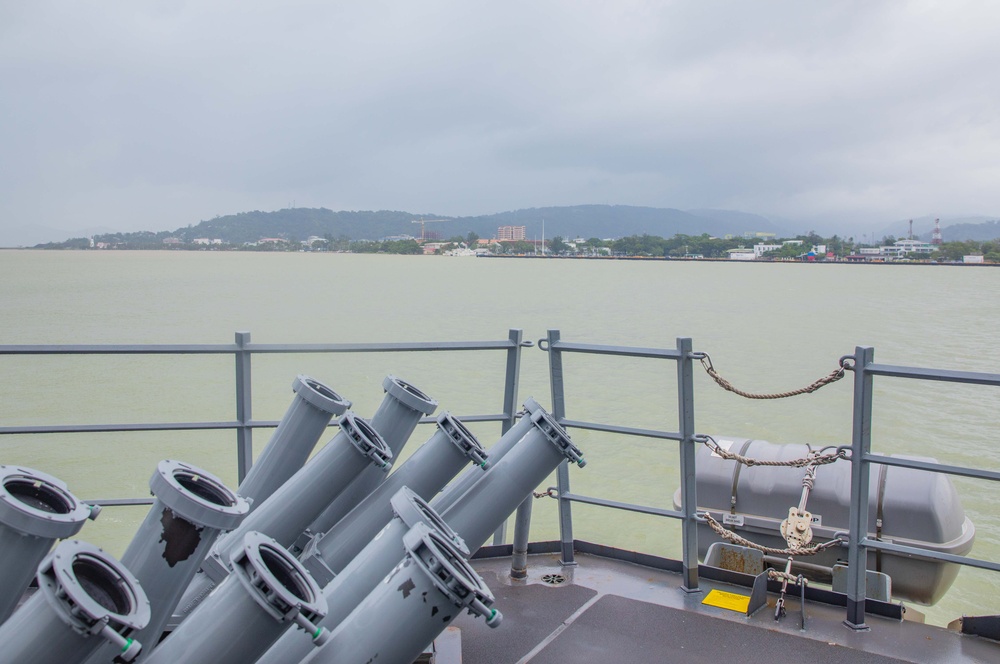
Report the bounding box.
[700,435,849,468]
[699,354,847,400]
[701,512,843,557]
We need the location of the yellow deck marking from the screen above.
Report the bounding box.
[702,589,750,613]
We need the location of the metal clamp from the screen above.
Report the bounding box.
[529,409,586,467]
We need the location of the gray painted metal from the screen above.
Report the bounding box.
[846,346,875,629]
[509,495,533,579]
[300,412,487,583]
[676,337,699,592]
[0,465,97,624]
[546,329,578,566]
[0,540,150,663]
[173,412,391,619]
[236,375,350,508]
[304,375,437,540]
[431,396,543,514]
[234,331,253,482]
[145,532,328,664]
[442,405,585,555]
[304,523,499,664]
[256,487,466,664]
[84,461,248,663]
[216,411,391,562]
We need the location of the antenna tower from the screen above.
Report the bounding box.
[931,218,943,245]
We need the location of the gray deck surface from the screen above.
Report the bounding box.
[454,552,999,664]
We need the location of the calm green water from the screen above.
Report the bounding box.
[1,250,998,625]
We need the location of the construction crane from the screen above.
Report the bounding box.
[411,218,449,242]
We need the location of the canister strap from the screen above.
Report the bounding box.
[729,440,755,513]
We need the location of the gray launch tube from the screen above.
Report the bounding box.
[305,376,437,538]
[304,523,500,664]
[237,375,350,508]
[217,412,391,561]
[431,396,543,514]
[173,412,391,620]
[300,412,488,583]
[443,406,586,553]
[144,532,328,664]
[0,540,150,663]
[0,465,98,624]
[255,487,465,664]
[84,461,248,663]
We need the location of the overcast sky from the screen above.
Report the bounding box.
[2,1,999,244]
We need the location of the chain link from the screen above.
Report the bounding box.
[697,353,850,400]
[533,488,558,499]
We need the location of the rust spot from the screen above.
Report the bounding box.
[159,508,203,568]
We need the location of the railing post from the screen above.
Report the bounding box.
[845,346,875,630]
[235,331,253,483]
[547,329,576,566]
[676,337,699,592]
[492,328,525,545]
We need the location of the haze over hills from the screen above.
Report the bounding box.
[7,205,1000,248]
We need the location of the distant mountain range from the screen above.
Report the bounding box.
[9,205,1000,248]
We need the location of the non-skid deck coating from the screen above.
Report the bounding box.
[456,552,999,664]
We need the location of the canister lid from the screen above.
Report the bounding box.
[436,413,489,469]
[340,412,393,472]
[149,460,249,531]
[232,531,327,629]
[0,465,93,539]
[293,375,352,416]
[382,375,438,415]
[390,486,468,556]
[37,539,151,635]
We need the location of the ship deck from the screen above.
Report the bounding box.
[449,549,999,664]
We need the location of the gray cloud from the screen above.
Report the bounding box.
[2,0,999,244]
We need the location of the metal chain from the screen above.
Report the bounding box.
[699,435,850,468]
[533,488,557,499]
[696,353,852,400]
[701,512,844,557]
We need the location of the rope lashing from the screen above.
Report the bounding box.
[700,512,844,557]
[697,435,850,468]
[695,353,854,400]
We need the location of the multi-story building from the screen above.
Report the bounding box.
[497,225,526,241]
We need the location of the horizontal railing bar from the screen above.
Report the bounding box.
[87,498,156,507]
[559,418,683,441]
[418,413,508,425]
[0,339,518,357]
[864,453,1000,483]
[549,341,683,360]
[868,363,1000,387]
[0,420,282,435]
[244,340,518,353]
[2,413,511,436]
[861,538,1000,573]
[560,492,683,519]
[0,344,239,355]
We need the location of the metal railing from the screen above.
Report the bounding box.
[535,332,1000,627]
[3,330,999,629]
[538,330,700,590]
[843,346,1000,629]
[0,329,529,507]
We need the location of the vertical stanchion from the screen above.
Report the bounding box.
[676,337,699,593]
[547,329,576,566]
[845,346,875,631]
[234,331,253,484]
[492,328,525,545]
